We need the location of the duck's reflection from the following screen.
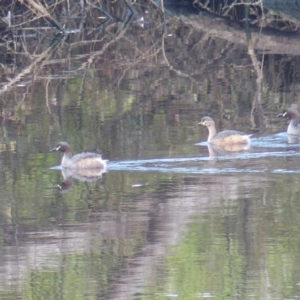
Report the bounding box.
[207,143,251,158]
[56,167,107,192]
[287,134,300,144]
[205,143,251,166]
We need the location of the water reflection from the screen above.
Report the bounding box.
[207,142,251,157]
[56,167,107,192]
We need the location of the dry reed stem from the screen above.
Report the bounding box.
[0,43,58,95]
[24,0,64,31]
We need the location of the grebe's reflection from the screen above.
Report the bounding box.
[56,167,107,192]
[207,143,251,157]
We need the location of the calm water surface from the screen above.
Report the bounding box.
[1,1,300,299]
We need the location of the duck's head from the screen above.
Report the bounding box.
[198,116,215,128]
[277,108,300,120]
[51,141,71,153]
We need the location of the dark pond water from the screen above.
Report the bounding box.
[1,1,300,299]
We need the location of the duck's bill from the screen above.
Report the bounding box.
[277,112,287,117]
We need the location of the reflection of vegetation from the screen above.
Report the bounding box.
[23,252,120,299]
[193,0,300,32]
[0,170,185,298]
[141,216,243,299]
[141,190,300,299]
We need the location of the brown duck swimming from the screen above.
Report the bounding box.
[51,141,107,169]
[198,116,251,147]
[277,108,300,136]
